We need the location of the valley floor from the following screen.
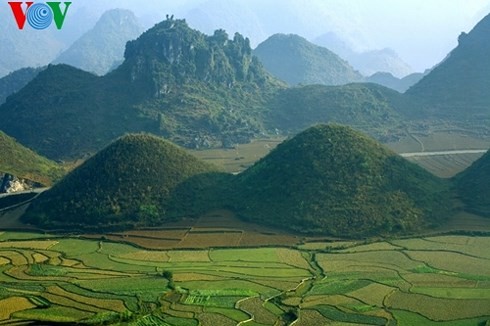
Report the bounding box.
[0,130,489,325]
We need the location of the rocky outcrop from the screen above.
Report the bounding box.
[0,173,34,193]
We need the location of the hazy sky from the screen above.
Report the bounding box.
[2,0,489,72]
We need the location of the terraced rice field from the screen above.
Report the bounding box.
[0,233,489,325]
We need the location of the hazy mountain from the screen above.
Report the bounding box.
[406,13,490,117]
[52,9,143,75]
[0,22,65,78]
[0,131,62,187]
[0,67,45,105]
[455,150,490,216]
[366,71,426,93]
[0,18,282,160]
[231,124,450,237]
[314,32,413,78]
[23,134,218,230]
[253,34,363,86]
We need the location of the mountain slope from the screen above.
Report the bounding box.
[455,150,490,216]
[407,13,490,117]
[231,124,450,237]
[52,9,143,75]
[254,34,362,86]
[0,64,153,159]
[0,131,62,186]
[23,134,218,229]
[0,67,45,105]
[0,18,283,160]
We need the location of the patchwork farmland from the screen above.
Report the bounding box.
[0,231,489,325]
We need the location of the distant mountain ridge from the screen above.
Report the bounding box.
[314,32,413,78]
[254,34,363,86]
[366,71,426,93]
[53,9,143,75]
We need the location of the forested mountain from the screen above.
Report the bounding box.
[254,34,362,86]
[0,18,283,160]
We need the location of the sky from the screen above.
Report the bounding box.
[1,0,489,73]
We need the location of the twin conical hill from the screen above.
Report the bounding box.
[231,124,450,237]
[23,134,218,229]
[455,150,490,216]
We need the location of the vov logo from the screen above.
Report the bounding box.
[8,2,72,30]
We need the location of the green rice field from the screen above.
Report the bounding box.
[0,233,489,325]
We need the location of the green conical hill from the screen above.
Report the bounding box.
[232,125,450,237]
[455,150,490,216]
[23,134,218,229]
[0,131,62,186]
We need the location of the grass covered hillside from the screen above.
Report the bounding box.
[23,134,219,230]
[455,150,490,216]
[0,131,62,186]
[232,125,450,237]
[254,34,363,86]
